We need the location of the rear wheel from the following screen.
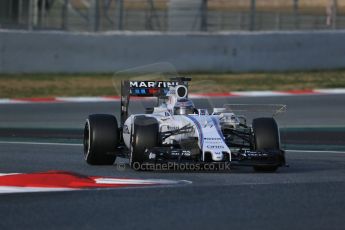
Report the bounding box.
[252,117,280,172]
[130,116,159,170]
[84,114,119,165]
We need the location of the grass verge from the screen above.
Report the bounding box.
[0,70,345,98]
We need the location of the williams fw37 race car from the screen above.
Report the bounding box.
[83,77,286,172]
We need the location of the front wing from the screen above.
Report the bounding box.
[140,146,286,168]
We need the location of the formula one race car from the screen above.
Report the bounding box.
[83,77,286,172]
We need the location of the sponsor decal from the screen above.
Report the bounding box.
[168,126,179,131]
[204,137,222,140]
[243,150,269,158]
[182,150,192,156]
[206,145,225,149]
[129,81,179,88]
[170,150,192,157]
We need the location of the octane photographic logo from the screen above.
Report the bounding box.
[130,162,231,171]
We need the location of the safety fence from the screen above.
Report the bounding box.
[1,0,345,32]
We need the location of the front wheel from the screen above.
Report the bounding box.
[84,114,119,165]
[130,116,159,170]
[252,117,281,172]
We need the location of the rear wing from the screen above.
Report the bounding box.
[120,77,191,125]
[123,81,180,97]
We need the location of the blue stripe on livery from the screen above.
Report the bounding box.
[186,115,203,150]
[210,117,225,142]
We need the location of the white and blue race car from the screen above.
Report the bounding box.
[83,77,286,172]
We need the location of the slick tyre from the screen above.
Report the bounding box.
[252,117,280,172]
[84,114,119,165]
[130,116,159,170]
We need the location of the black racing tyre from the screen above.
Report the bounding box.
[252,117,280,172]
[130,116,159,170]
[84,114,119,165]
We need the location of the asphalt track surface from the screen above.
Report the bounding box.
[0,94,344,129]
[0,94,345,230]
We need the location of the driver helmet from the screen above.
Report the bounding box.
[173,99,196,115]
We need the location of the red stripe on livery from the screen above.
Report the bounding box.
[148,88,159,94]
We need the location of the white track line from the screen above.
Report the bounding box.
[56,97,119,102]
[314,89,345,94]
[95,178,187,185]
[0,173,20,176]
[286,149,345,154]
[0,186,75,194]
